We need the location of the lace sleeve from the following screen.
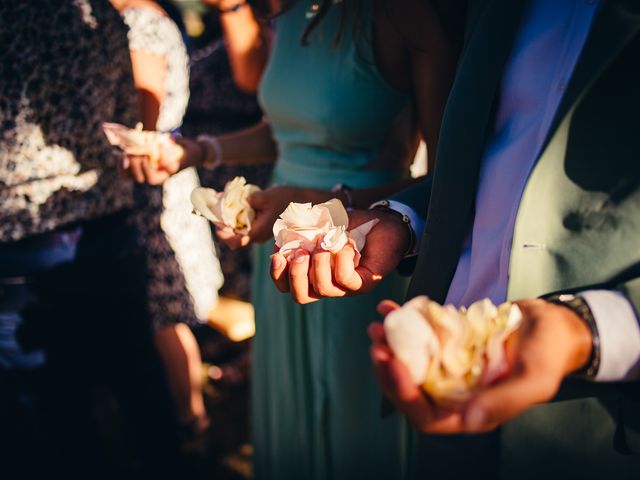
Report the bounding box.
[122,7,180,57]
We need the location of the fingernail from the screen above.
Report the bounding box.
[293,250,307,264]
[465,406,487,430]
[371,347,390,364]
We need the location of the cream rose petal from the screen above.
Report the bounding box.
[274,198,376,259]
[321,226,348,253]
[190,177,260,234]
[102,121,181,167]
[384,297,440,384]
[383,296,523,405]
[278,203,321,228]
[482,303,522,385]
[319,198,349,228]
[347,219,379,254]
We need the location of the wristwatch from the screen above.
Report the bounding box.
[372,200,416,258]
[544,293,601,379]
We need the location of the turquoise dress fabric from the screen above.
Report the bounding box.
[252,3,414,478]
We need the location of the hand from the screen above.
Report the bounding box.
[215,185,307,250]
[270,208,411,304]
[121,136,197,185]
[369,298,593,434]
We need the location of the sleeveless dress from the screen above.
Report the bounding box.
[252,3,414,478]
[123,7,223,326]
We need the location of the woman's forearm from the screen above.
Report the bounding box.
[218,4,270,92]
[129,49,167,130]
[180,120,278,169]
[216,120,278,166]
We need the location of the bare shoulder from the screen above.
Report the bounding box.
[372,0,465,91]
[375,0,466,52]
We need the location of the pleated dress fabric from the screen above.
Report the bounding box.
[251,2,415,479]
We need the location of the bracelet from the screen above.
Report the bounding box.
[331,183,353,210]
[218,1,248,14]
[544,293,601,379]
[372,200,416,258]
[196,134,223,170]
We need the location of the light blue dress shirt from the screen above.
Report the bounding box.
[390,0,640,381]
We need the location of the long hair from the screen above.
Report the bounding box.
[250,0,365,46]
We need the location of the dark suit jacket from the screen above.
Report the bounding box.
[392,0,640,477]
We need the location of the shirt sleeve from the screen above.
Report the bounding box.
[581,290,640,381]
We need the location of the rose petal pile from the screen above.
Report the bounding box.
[190,176,260,234]
[384,296,522,406]
[102,122,183,167]
[273,199,378,262]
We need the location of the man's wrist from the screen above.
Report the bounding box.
[370,206,414,258]
[544,294,599,378]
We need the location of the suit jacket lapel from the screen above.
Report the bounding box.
[407,0,526,302]
[544,0,640,149]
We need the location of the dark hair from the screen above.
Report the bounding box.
[250,0,364,46]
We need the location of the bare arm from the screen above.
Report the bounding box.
[178,119,278,169]
[374,0,461,171]
[204,0,270,92]
[129,49,166,129]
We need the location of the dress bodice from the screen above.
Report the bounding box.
[258,1,411,189]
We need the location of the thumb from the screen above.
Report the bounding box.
[377,300,400,317]
[248,190,270,209]
[463,370,557,432]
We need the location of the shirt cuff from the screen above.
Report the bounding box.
[580,290,640,382]
[369,200,425,256]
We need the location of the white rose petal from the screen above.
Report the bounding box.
[273,198,376,260]
[383,296,523,406]
[190,176,260,234]
[321,225,348,253]
[384,297,440,384]
[102,122,182,167]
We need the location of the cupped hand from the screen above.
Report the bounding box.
[270,208,412,304]
[369,298,593,434]
[121,136,195,185]
[215,185,306,250]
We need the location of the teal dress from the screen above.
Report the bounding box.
[252,3,414,478]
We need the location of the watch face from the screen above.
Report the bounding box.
[556,294,577,302]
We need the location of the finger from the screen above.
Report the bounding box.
[353,264,385,294]
[333,245,363,291]
[216,228,245,250]
[288,250,319,304]
[312,251,348,297]
[216,227,236,241]
[371,342,465,433]
[141,157,164,185]
[367,322,386,344]
[370,343,462,432]
[377,300,400,317]
[129,156,146,183]
[462,369,558,432]
[247,190,269,209]
[270,253,290,292]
